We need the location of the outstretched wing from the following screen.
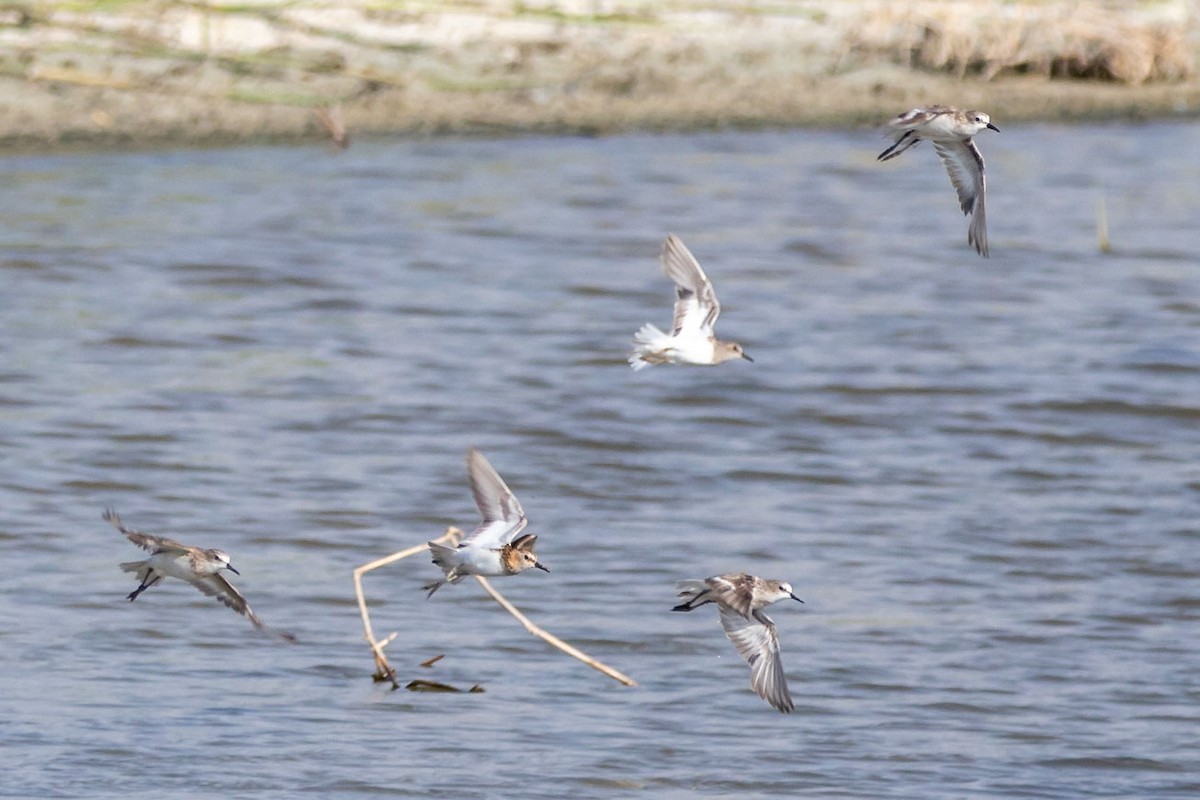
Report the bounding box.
[662,235,720,336]
[104,508,190,556]
[718,606,794,713]
[462,448,527,548]
[932,139,989,257]
[194,573,296,642]
[931,140,985,216]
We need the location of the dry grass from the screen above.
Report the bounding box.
[845,1,1195,85]
[2,1,1199,148]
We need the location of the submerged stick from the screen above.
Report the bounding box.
[1096,189,1112,253]
[353,528,637,688]
[474,575,638,686]
[353,526,462,688]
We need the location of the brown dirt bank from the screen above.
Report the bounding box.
[1,1,1197,153]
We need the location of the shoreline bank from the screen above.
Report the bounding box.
[1,1,1197,153]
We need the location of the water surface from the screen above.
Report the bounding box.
[1,122,1198,798]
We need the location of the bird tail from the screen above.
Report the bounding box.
[424,542,458,598]
[119,560,148,577]
[427,541,456,572]
[672,579,710,612]
[628,324,669,371]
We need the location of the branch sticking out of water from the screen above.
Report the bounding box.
[1096,190,1112,254]
[472,573,638,686]
[352,526,637,689]
[353,526,462,688]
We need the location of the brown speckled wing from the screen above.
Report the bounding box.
[705,573,756,618]
[104,508,190,555]
[195,573,295,642]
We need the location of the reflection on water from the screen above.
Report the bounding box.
[1,122,1198,798]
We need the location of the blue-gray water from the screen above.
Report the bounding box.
[1,122,1198,799]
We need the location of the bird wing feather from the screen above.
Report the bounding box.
[887,105,952,130]
[104,508,190,555]
[932,140,984,216]
[718,605,794,713]
[932,140,988,256]
[463,449,528,548]
[705,573,756,617]
[195,573,296,641]
[194,571,252,616]
[662,235,720,336]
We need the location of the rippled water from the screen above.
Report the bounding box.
[1,122,1198,798]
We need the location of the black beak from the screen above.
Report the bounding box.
[987,123,1000,132]
[790,593,804,603]
[226,564,241,575]
[742,352,754,363]
[534,562,550,573]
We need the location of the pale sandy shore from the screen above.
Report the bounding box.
[1,0,1197,152]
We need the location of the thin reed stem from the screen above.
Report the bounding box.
[353,526,462,688]
[353,528,637,688]
[474,575,638,686]
[1096,190,1112,253]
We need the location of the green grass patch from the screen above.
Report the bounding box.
[225,86,325,105]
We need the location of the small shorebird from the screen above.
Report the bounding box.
[877,105,1000,257]
[673,572,804,713]
[423,449,548,598]
[106,508,295,641]
[628,234,753,370]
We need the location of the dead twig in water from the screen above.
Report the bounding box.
[1096,189,1112,254]
[473,574,637,686]
[315,104,349,150]
[353,527,637,688]
[406,679,484,693]
[353,526,462,688]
